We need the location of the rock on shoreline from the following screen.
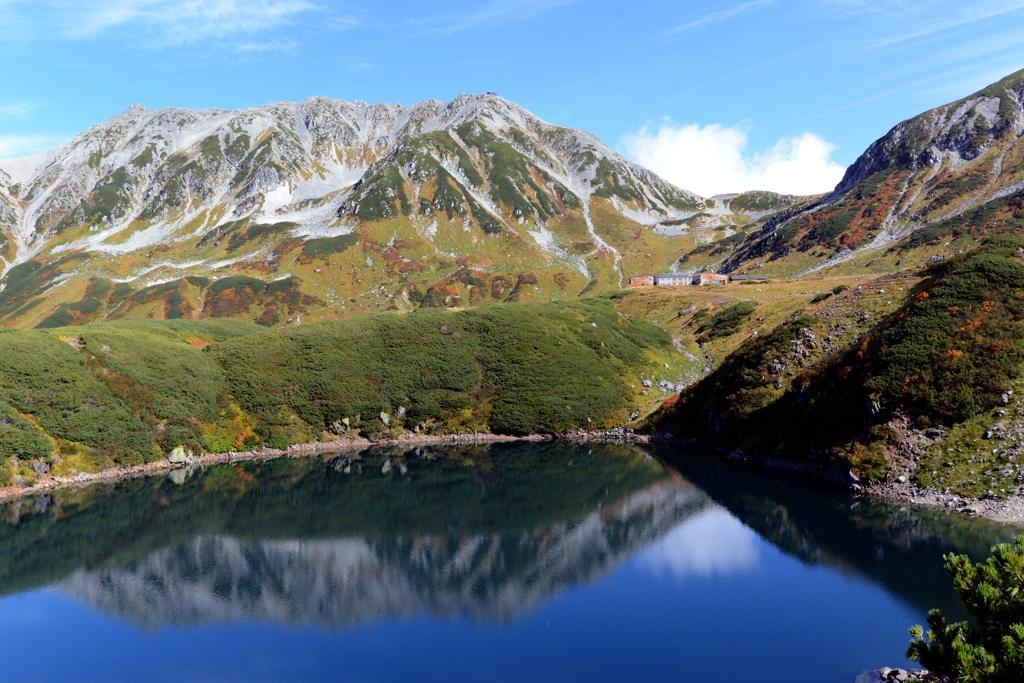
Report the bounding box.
[662,435,1024,529]
[856,667,940,682]
[866,480,1024,526]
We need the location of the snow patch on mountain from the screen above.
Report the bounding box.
[529,226,589,278]
[110,259,210,284]
[260,185,293,217]
[0,152,48,186]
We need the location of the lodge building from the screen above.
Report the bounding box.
[629,272,732,287]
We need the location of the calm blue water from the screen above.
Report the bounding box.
[0,443,1014,683]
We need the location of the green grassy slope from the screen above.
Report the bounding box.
[211,299,679,439]
[0,301,682,483]
[646,235,1024,496]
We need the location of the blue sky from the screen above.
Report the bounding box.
[1,0,1022,195]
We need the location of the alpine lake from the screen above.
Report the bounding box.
[0,442,1016,683]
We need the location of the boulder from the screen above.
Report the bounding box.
[168,446,189,464]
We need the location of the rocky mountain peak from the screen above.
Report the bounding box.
[0,93,746,329]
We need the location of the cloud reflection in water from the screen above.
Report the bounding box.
[638,508,759,580]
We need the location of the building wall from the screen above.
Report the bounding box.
[699,273,730,285]
[653,275,693,286]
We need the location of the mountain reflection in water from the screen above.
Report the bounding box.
[59,480,704,628]
[0,442,1018,634]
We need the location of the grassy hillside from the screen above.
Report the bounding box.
[0,300,684,484]
[646,235,1024,497]
[611,272,887,371]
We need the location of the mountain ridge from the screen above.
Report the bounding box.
[718,68,1024,277]
[0,93,791,328]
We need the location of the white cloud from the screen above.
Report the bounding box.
[0,134,64,159]
[621,120,847,197]
[0,102,37,118]
[657,0,774,40]
[233,39,298,54]
[639,508,760,580]
[62,0,323,44]
[409,0,576,35]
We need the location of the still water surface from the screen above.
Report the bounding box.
[0,443,1016,683]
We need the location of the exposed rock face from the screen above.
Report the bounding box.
[835,79,1023,196]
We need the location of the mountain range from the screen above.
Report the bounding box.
[0,93,803,328]
[2,71,1024,329]
[4,71,1024,331]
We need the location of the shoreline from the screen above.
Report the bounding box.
[4,430,1024,528]
[704,441,1024,528]
[0,432,549,505]
[862,480,1024,526]
[742,456,1024,528]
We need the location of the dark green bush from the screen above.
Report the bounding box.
[908,537,1024,683]
[302,234,359,260]
[0,402,52,463]
[698,301,756,339]
[0,302,671,469]
[650,236,1024,480]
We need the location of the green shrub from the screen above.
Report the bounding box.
[302,234,359,260]
[908,537,1024,683]
[0,331,154,464]
[650,235,1024,480]
[456,121,558,222]
[0,403,52,463]
[698,301,756,339]
[348,166,411,221]
[868,235,1024,423]
[0,302,674,469]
